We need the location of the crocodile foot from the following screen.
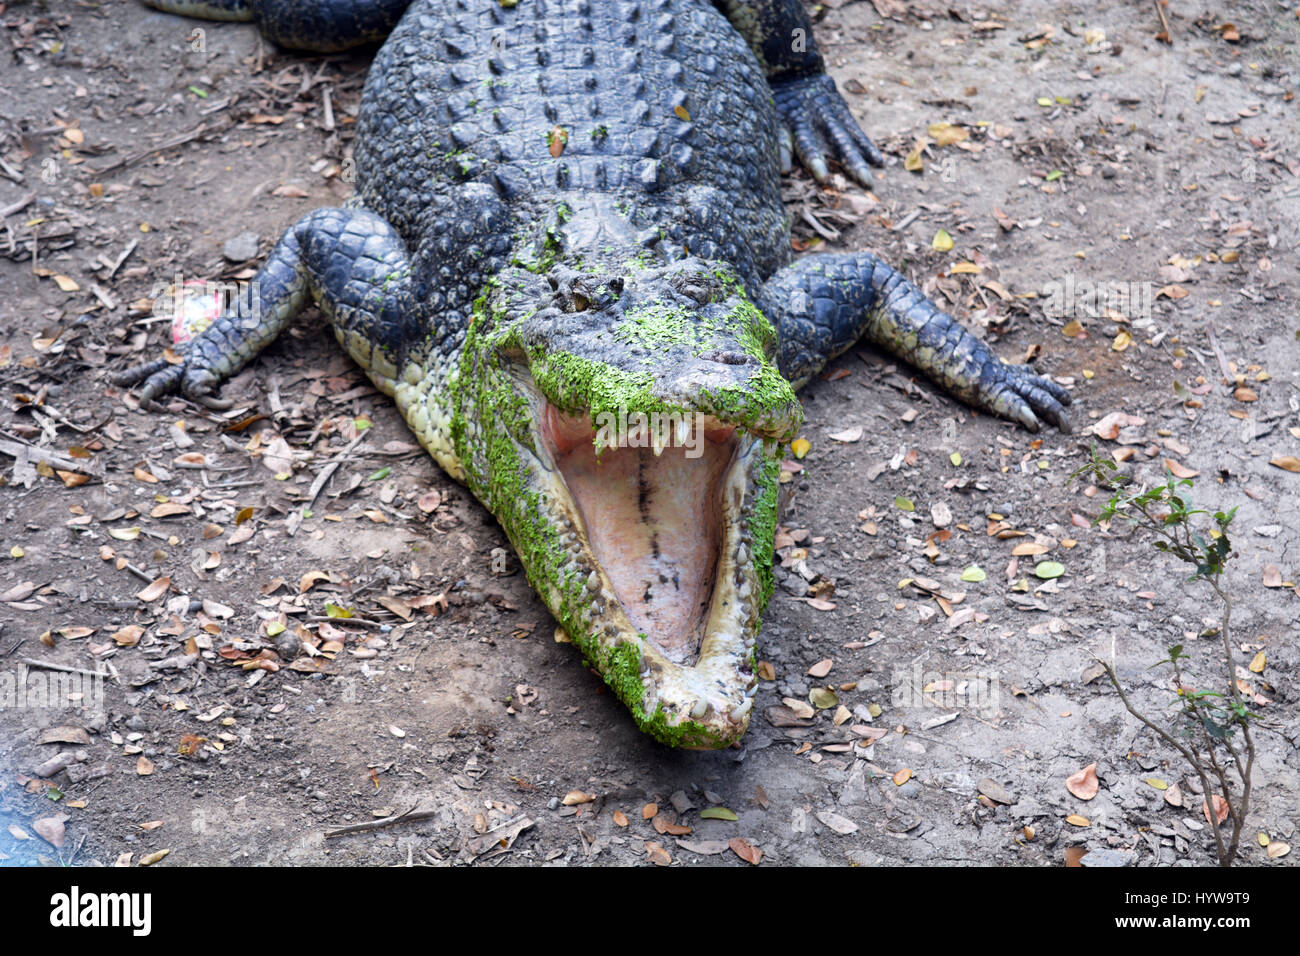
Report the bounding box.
[111,356,232,411]
[771,72,884,187]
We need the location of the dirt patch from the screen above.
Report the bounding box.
[0,0,1296,868]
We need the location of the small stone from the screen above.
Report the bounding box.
[1080,848,1136,867]
[276,632,301,660]
[223,231,260,262]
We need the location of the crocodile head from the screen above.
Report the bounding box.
[450,258,801,748]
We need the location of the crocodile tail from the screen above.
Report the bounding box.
[140,1,253,23]
[141,0,413,52]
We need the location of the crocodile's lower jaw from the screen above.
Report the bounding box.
[532,399,769,749]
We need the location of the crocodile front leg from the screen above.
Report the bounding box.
[713,0,883,185]
[113,206,415,407]
[761,253,1072,431]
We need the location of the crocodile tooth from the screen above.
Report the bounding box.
[675,417,690,447]
[736,580,750,599]
[689,698,709,719]
[651,426,667,457]
[729,699,753,723]
[735,542,748,566]
[745,684,758,698]
[585,570,599,592]
[739,602,750,618]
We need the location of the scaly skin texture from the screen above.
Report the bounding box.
[119,0,1071,747]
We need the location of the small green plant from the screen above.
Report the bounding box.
[1070,446,1256,866]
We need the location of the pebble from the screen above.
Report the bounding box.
[222,231,260,262]
[1080,848,1135,867]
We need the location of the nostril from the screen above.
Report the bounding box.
[701,349,756,366]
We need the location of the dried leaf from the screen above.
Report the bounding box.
[644,841,671,866]
[809,687,838,709]
[728,837,762,864]
[136,576,171,602]
[1203,794,1229,825]
[1066,763,1099,800]
[807,658,833,678]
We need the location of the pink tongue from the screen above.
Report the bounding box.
[543,407,734,665]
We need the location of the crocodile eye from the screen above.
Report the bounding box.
[570,292,590,311]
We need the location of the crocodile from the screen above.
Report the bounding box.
[123,0,1070,748]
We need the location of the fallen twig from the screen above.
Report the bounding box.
[0,192,36,219]
[22,658,115,683]
[307,615,385,629]
[1153,0,1173,45]
[305,433,368,510]
[324,804,439,838]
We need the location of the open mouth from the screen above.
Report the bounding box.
[528,391,771,747]
[539,403,739,666]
